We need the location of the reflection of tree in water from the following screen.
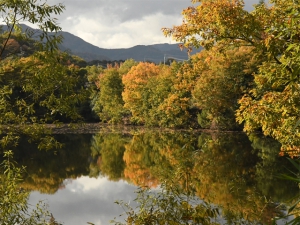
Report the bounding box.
[10,130,298,222]
[90,133,129,180]
[123,132,171,187]
[249,133,298,202]
[103,131,298,224]
[11,134,92,194]
[192,132,278,223]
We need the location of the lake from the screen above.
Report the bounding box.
[12,127,297,224]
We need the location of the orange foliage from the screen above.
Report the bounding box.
[122,62,161,123]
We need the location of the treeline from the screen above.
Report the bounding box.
[88,45,259,131]
[1,0,300,154]
[0,31,298,155]
[88,0,300,155]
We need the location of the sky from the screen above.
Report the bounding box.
[44,0,260,49]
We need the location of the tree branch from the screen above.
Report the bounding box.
[0,7,18,60]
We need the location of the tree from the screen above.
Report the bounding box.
[0,52,88,125]
[192,45,259,130]
[122,62,161,124]
[97,66,126,123]
[0,0,65,58]
[112,182,220,225]
[143,63,178,127]
[163,0,300,151]
[86,64,104,121]
[0,150,61,224]
[156,59,201,128]
[0,0,91,152]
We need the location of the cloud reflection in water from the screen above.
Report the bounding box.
[29,176,137,225]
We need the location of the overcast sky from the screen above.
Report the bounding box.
[46,0,259,49]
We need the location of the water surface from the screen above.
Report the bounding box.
[13,130,296,224]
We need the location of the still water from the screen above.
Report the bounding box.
[12,129,298,224]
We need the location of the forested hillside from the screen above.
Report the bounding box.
[2,24,198,63]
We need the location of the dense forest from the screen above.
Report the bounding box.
[0,1,299,155]
[86,0,300,158]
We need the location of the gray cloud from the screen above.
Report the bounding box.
[45,0,260,48]
[51,0,190,21]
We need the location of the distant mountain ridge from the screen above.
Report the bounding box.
[57,30,200,63]
[2,24,201,63]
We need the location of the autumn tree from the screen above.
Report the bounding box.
[154,61,200,128]
[122,59,202,128]
[192,45,260,130]
[122,62,161,125]
[134,62,182,127]
[163,0,300,151]
[0,52,88,125]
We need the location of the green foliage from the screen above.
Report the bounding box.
[0,150,60,224]
[163,0,300,149]
[98,67,127,123]
[86,65,104,120]
[88,59,138,123]
[0,51,89,152]
[0,0,88,152]
[90,133,128,180]
[111,181,220,225]
[0,52,88,123]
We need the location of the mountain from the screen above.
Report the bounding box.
[2,24,201,63]
[57,31,201,63]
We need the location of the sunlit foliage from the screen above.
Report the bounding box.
[0,52,88,151]
[192,45,260,130]
[163,0,300,150]
[122,62,162,124]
